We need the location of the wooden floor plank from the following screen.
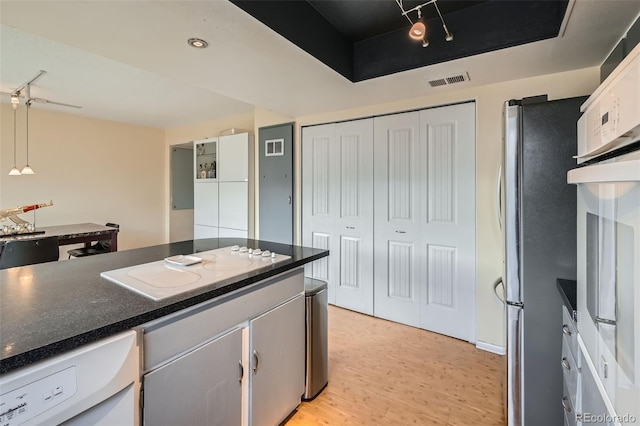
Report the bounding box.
[285,306,505,425]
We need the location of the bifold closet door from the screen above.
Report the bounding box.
[302,120,374,315]
[302,123,336,303]
[419,102,476,342]
[373,111,422,327]
[332,119,374,315]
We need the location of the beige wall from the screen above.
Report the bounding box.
[164,112,255,240]
[0,104,166,251]
[294,67,600,347]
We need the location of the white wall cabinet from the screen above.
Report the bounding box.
[194,133,252,239]
[219,133,249,182]
[302,103,477,342]
[302,119,374,315]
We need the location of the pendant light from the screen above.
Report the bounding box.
[21,100,34,175]
[8,103,21,176]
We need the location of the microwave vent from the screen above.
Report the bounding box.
[428,72,470,87]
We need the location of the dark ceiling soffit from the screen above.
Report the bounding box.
[230,0,354,81]
[230,0,568,83]
[354,1,569,81]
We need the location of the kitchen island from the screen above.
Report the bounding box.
[0,238,328,374]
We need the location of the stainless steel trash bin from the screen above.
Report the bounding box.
[303,278,328,400]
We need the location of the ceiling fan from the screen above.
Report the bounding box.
[1,70,82,109]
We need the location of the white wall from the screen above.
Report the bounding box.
[294,67,600,347]
[0,104,166,250]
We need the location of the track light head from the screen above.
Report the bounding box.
[410,21,426,40]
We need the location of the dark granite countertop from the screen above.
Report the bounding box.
[557,279,577,322]
[0,238,328,375]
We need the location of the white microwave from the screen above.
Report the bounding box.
[576,42,640,164]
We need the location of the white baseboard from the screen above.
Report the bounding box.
[476,341,506,355]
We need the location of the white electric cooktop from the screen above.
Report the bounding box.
[100,246,291,301]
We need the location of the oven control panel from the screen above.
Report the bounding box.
[0,366,77,426]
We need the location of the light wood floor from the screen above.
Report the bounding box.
[286,306,505,425]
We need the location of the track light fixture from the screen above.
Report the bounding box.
[396,0,453,47]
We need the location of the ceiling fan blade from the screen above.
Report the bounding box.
[30,97,82,109]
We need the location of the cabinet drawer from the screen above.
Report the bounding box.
[562,337,579,403]
[562,306,578,359]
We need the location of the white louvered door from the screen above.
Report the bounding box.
[373,111,422,327]
[419,103,476,342]
[302,120,374,314]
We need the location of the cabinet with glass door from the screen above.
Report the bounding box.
[194,137,218,181]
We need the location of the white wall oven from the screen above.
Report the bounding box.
[568,42,640,422]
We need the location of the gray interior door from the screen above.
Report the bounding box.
[171,147,194,210]
[259,123,293,244]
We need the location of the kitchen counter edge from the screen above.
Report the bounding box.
[0,239,328,375]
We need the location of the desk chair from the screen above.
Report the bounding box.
[67,223,119,258]
[0,236,60,270]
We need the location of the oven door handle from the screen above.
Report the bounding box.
[568,159,640,184]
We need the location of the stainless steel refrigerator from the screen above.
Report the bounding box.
[503,95,587,426]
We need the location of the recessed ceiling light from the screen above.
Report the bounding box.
[188,38,208,49]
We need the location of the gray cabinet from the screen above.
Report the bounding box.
[249,295,305,426]
[142,269,305,426]
[143,328,243,426]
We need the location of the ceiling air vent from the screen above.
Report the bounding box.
[427,72,470,88]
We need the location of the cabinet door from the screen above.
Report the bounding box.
[194,224,218,239]
[219,133,249,182]
[250,295,304,426]
[194,137,218,181]
[143,327,243,426]
[373,111,422,327]
[219,182,248,231]
[194,181,218,227]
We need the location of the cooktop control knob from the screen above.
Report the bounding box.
[271,252,277,258]
[253,249,262,255]
[231,245,240,251]
[261,250,271,257]
[248,248,254,254]
[239,246,248,253]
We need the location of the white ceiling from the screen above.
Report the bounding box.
[1,0,639,129]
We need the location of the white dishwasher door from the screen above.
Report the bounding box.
[0,330,139,426]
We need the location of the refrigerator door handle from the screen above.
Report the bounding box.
[493,277,505,307]
[504,102,522,304]
[496,165,503,230]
